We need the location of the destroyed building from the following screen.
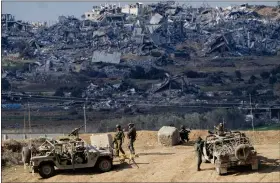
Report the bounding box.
[2,3,280,73]
[1,2,280,112]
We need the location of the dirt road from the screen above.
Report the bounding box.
[2,130,280,182]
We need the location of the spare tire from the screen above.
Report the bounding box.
[22,146,31,164]
[235,144,250,161]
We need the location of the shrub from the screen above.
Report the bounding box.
[53,88,65,97]
[260,71,270,79]
[235,70,242,79]
[1,78,11,91]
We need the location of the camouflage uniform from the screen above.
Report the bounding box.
[215,123,225,136]
[127,125,136,155]
[179,126,190,143]
[194,137,204,171]
[113,130,125,156]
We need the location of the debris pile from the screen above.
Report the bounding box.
[2,3,280,70]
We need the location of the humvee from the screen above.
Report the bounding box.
[202,131,259,175]
[22,127,113,178]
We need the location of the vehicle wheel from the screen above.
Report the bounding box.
[97,158,112,172]
[38,163,55,178]
[22,147,31,164]
[235,144,250,160]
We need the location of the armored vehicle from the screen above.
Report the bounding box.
[22,126,113,178]
[202,131,259,175]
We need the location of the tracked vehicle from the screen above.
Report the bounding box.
[22,126,113,178]
[202,131,259,175]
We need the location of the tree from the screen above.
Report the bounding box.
[260,71,270,79]
[273,83,280,97]
[235,70,242,79]
[53,87,64,97]
[232,88,243,96]
[1,78,11,91]
[269,76,277,84]
[248,75,257,84]
[71,88,84,98]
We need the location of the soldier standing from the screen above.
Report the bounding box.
[194,136,204,171]
[112,124,125,157]
[214,123,225,136]
[127,123,137,155]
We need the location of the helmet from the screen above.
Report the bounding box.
[197,136,202,141]
[128,123,134,127]
[219,123,223,126]
[180,125,185,129]
[116,124,121,129]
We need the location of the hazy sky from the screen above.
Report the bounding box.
[2,1,278,22]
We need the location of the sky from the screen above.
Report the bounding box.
[1,0,278,22]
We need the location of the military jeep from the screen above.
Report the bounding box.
[202,131,259,175]
[22,127,113,178]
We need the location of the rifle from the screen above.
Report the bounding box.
[68,125,84,137]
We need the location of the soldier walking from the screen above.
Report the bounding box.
[194,136,204,171]
[127,123,137,155]
[112,124,125,157]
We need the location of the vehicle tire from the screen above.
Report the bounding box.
[97,157,112,172]
[22,147,31,164]
[235,144,250,161]
[38,163,55,178]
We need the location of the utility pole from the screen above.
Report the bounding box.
[23,111,26,134]
[28,102,31,133]
[249,94,255,131]
[83,103,87,133]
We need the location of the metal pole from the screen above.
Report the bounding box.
[250,94,255,131]
[23,111,26,134]
[28,102,31,133]
[83,104,87,133]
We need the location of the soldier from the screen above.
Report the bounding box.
[194,136,204,171]
[214,123,225,136]
[179,125,191,143]
[112,124,125,157]
[127,123,137,155]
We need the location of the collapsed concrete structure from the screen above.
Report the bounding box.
[2,3,280,72]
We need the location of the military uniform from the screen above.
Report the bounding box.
[194,137,204,171]
[113,129,125,157]
[215,123,225,136]
[127,125,136,155]
[179,127,190,143]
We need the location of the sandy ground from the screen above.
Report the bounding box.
[2,130,280,182]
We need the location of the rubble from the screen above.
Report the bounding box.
[2,3,279,73]
[1,3,280,114]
